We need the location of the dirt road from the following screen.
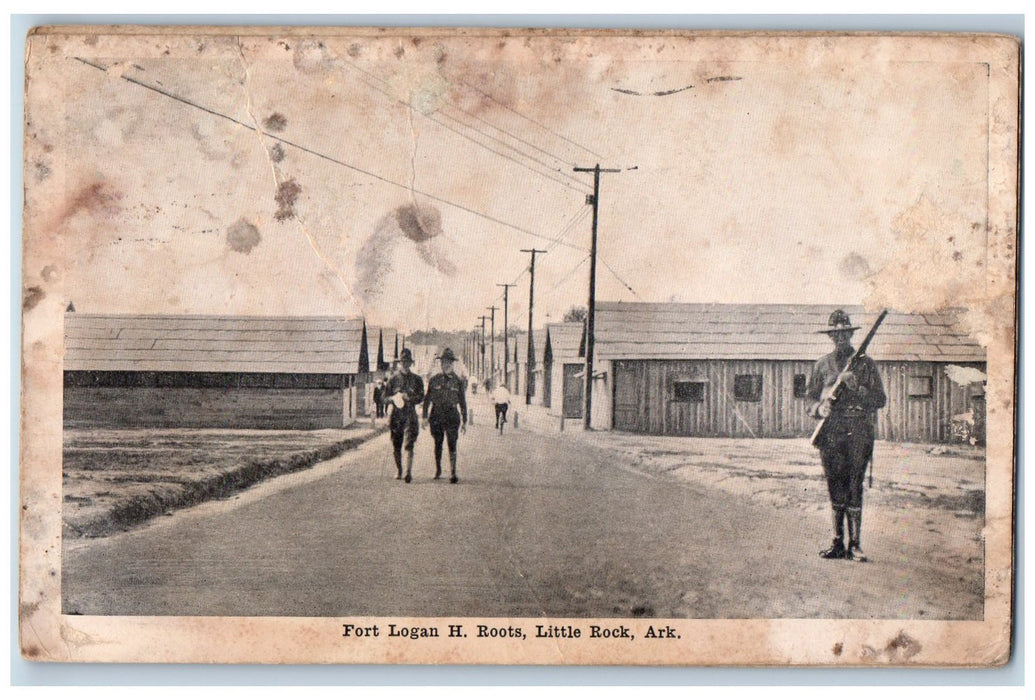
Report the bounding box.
[62,417,983,619]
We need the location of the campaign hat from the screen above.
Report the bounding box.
[818,309,861,334]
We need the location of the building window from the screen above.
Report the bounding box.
[908,375,933,398]
[734,374,763,402]
[673,381,705,403]
[793,374,809,398]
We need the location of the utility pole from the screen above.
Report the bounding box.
[520,248,547,404]
[497,283,515,392]
[486,306,497,388]
[477,315,489,382]
[574,163,623,430]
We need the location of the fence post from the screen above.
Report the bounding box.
[513,412,519,430]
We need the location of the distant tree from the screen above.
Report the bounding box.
[563,306,587,323]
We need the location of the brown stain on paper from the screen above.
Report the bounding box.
[58,180,122,226]
[395,202,442,242]
[274,178,302,221]
[355,202,456,304]
[860,630,923,664]
[23,286,45,311]
[226,218,261,254]
[263,112,287,132]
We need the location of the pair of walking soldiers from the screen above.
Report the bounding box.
[382,347,467,484]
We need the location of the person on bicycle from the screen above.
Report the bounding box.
[492,383,511,431]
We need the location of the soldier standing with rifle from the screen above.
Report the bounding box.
[806,309,887,562]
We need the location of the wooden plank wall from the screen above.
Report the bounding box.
[876,361,979,442]
[615,359,814,437]
[64,386,346,429]
[612,359,983,442]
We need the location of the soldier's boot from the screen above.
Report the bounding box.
[820,505,847,559]
[846,507,867,562]
[449,453,458,484]
[404,450,414,483]
[393,449,403,480]
[434,443,442,479]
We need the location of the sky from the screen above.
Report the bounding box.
[23,30,994,334]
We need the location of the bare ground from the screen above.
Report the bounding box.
[63,425,385,537]
[62,421,985,619]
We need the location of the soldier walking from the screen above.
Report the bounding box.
[422,348,468,484]
[384,348,425,483]
[806,309,886,561]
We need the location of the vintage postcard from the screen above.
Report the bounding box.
[19,27,1018,665]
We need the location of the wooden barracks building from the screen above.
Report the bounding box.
[63,312,371,429]
[582,302,986,443]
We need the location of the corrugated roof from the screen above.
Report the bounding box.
[592,303,986,363]
[547,322,585,360]
[64,313,368,374]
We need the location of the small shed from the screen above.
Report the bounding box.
[546,322,587,419]
[512,331,528,396]
[64,313,369,429]
[529,327,554,407]
[585,302,986,443]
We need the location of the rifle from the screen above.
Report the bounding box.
[810,309,888,448]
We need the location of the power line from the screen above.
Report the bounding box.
[342,59,586,180]
[458,78,605,160]
[546,207,591,252]
[436,104,584,188]
[73,57,587,253]
[339,60,585,194]
[600,257,642,299]
[443,101,578,172]
[488,206,587,306]
[541,254,591,298]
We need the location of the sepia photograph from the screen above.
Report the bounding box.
[19,26,1018,665]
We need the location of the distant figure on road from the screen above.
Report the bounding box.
[422,348,468,484]
[384,348,425,483]
[492,383,511,432]
[806,309,886,562]
[372,378,385,419]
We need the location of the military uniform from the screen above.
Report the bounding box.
[807,310,886,561]
[422,348,468,483]
[384,353,425,482]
